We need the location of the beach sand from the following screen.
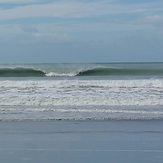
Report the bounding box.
[0,120,163,163]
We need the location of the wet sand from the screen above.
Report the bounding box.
[0,120,163,163]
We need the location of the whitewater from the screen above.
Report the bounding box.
[0,63,163,121]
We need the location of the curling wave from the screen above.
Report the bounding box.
[0,66,163,77]
[77,67,163,76]
[0,67,46,77]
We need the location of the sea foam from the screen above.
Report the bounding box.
[0,79,163,106]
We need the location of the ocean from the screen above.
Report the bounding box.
[0,62,163,121]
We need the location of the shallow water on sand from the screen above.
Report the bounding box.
[0,120,163,163]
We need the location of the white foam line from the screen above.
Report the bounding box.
[0,148,163,153]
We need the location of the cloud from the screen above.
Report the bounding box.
[0,1,162,20]
[0,1,111,20]
[21,26,38,33]
[34,22,150,33]
[0,1,162,49]
[0,0,38,4]
[0,24,75,45]
[137,15,163,24]
[0,25,23,36]
[33,32,75,43]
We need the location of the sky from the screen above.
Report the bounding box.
[0,0,163,63]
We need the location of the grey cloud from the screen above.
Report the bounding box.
[0,1,162,20]
[0,0,38,4]
[21,26,38,33]
[137,15,163,25]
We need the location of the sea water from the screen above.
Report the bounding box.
[0,62,163,121]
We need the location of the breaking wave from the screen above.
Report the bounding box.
[77,67,163,76]
[0,67,45,77]
[0,66,163,77]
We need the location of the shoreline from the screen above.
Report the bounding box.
[0,120,163,163]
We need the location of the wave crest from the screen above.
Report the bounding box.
[0,66,163,77]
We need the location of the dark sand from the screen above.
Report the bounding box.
[0,120,163,163]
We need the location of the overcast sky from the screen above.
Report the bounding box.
[0,0,163,63]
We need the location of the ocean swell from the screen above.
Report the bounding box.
[77,67,163,76]
[0,66,163,77]
[0,67,46,77]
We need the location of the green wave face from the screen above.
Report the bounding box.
[0,63,163,77]
[0,68,45,77]
[77,67,163,76]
